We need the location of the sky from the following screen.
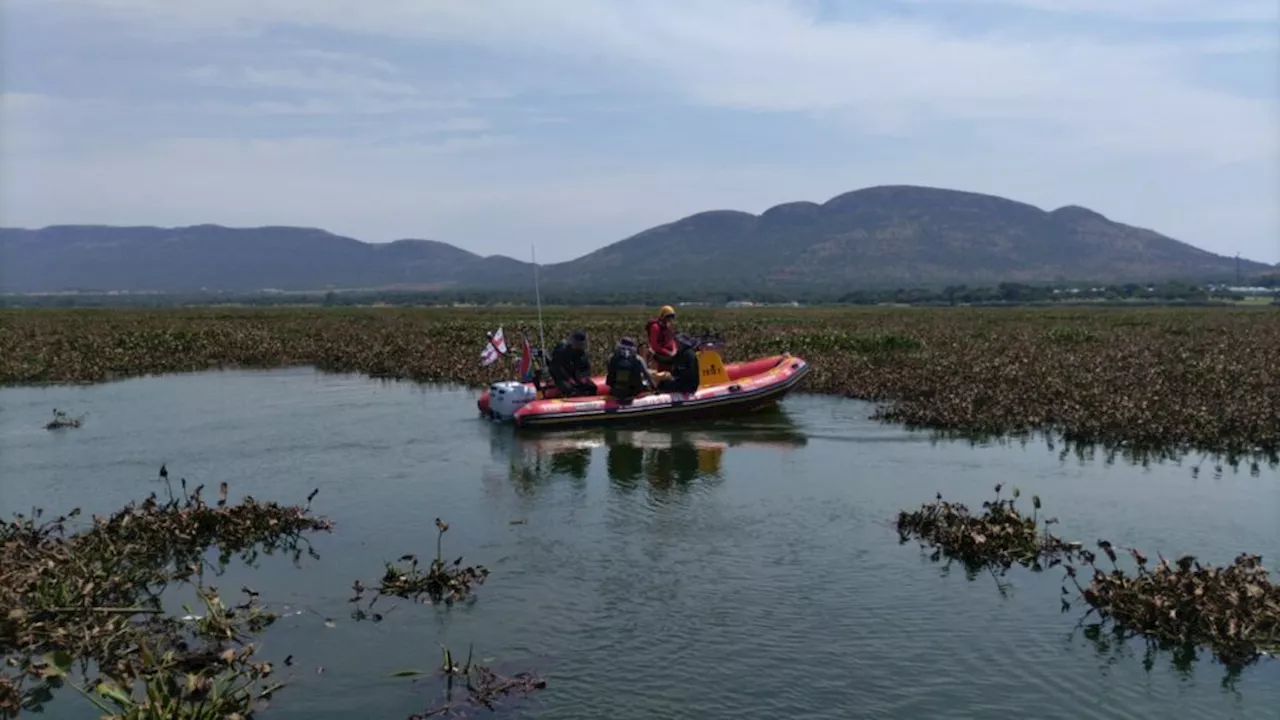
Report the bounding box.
[2,0,1278,265]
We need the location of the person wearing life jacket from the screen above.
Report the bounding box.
[548,329,597,397]
[656,334,700,394]
[645,305,679,371]
[606,337,654,402]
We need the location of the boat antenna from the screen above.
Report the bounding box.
[531,244,547,352]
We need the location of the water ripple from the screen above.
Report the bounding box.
[1,372,1277,720]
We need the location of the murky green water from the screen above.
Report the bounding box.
[2,367,1277,719]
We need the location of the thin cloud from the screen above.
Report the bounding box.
[292,48,400,75]
[41,0,1272,162]
[188,65,419,95]
[893,0,1280,23]
[3,0,1277,263]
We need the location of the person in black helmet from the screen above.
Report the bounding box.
[548,329,597,397]
[606,336,654,402]
[657,334,700,394]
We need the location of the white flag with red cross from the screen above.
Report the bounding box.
[480,327,508,366]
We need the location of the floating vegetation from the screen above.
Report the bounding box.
[44,408,84,430]
[897,487,1280,673]
[397,644,546,719]
[894,484,1076,577]
[781,329,924,358]
[3,306,1277,458]
[349,518,490,620]
[1,476,542,719]
[0,476,332,718]
[52,586,283,720]
[1064,546,1280,672]
[345,519,539,717]
[347,521,542,719]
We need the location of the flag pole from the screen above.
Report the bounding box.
[532,244,547,352]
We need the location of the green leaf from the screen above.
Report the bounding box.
[40,650,72,677]
[257,681,287,698]
[96,680,134,708]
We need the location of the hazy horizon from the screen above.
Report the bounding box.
[3,0,1277,264]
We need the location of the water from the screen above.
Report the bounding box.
[2,367,1277,719]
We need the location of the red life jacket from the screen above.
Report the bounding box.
[646,318,676,359]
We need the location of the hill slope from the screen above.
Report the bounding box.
[548,185,1268,288]
[0,224,530,293]
[1,186,1270,293]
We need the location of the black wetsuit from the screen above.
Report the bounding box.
[606,347,651,401]
[657,345,699,394]
[549,341,597,396]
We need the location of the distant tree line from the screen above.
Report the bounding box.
[3,275,1277,309]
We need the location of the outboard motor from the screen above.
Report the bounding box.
[488,380,537,422]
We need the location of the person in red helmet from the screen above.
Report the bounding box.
[645,305,678,371]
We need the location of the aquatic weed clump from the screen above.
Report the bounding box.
[347,521,543,719]
[0,470,543,719]
[894,484,1079,576]
[43,408,83,430]
[349,518,490,618]
[899,488,1280,674]
[39,586,285,720]
[0,476,332,718]
[398,644,546,719]
[1064,544,1280,671]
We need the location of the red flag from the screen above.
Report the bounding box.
[517,335,533,382]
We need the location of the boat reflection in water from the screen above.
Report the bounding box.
[487,407,807,492]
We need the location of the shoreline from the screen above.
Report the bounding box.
[3,306,1277,461]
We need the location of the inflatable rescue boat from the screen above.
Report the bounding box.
[478,341,809,429]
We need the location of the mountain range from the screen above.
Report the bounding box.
[1,185,1272,294]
